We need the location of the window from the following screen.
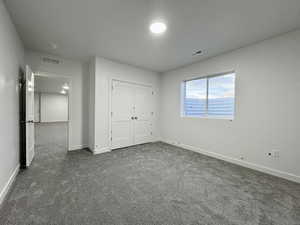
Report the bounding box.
[182,72,235,119]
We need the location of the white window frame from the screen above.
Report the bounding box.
[181,71,236,120]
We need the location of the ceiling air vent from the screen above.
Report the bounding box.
[42,57,60,64]
[193,50,203,56]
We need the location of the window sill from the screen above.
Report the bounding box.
[181,115,234,121]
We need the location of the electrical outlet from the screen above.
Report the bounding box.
[272,150,280,158]
[267,150,280,158]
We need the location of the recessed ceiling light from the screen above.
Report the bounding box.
[149,22,167,35]
[62,83,69,90]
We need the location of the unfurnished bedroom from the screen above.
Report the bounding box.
[0,0,299,224]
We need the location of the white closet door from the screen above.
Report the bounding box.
[111,81,134,149]
[133,85,153,145]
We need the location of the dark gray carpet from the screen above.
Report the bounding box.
[0,134,299,224]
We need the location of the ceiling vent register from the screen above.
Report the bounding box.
[42,57,60,64]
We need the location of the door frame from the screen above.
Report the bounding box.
[34,71,72,151]
[108,78,154,149]
[19,68,27,168]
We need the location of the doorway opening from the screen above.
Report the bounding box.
[34,75,71,156]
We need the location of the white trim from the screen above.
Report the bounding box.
[0,164,19,207]
[92,147,111,155]
[110,78,153,88]
[180,115,234,121]
[161,140,300,184]
[183,70,236,82]
[68,144,88,151]
[108,78,113,149]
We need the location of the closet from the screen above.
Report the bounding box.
[111,80,153,149]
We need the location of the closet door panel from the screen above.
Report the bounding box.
[111,81,134,149]
[133,85,153,145]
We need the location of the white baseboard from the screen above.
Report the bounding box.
[69,144,111,154]
[92,147,111,155]
[0,164,19,207]
[161,140,300,184]
[68,144,88,151]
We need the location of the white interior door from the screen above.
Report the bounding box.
[111,81,135,149]
[111,80,153,149]
[133,85,153,145]
[26,65,35,167]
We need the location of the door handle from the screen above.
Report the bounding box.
[27,120,34,123]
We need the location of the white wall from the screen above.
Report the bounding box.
[35,75,70,93]
[89,57,160,153]
[160,29,300,182]
[34,93,40,122]
[0,0,24,204]
[25,51,89,151]
[40,93,68,122]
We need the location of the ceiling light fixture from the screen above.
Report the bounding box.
[60,89,66,94]
[62,83,69,90]
[149,22,167,35]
